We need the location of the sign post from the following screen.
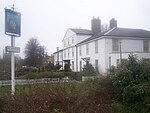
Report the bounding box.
[5,4,21,95]
[11,35,15,95]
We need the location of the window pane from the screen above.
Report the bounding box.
[143,40,149,52]
[112,39,119,52]
[86,43,89,55]
[95,59,99,72]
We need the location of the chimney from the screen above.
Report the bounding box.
[91,17,101,35]
[109,18,117,29]
[57,47,59,51]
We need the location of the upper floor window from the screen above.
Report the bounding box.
[72,37,74,44]
[64,41,66,47]
[79,46,82,56]
[68,38,69,46]
[143,40,149,52]
[95,40,98,53]
[112,39,119,52]
[86,43,89,55]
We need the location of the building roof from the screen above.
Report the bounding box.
[77,27,150,45]
[106,27,150,38]
[70,28,93,35]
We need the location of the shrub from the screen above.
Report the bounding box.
[112,54,150,112]
[1,77,115,113]
[81,63,98,76]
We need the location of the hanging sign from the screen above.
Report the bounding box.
[5,9,21,37]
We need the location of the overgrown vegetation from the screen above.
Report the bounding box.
[0,77,115,113]
[0,54,150,113]
[112,54,150,112]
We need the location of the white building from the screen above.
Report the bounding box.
[54,18,150,74]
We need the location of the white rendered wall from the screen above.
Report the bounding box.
[106,37,150,68]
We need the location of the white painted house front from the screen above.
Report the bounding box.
[54,18,150,74]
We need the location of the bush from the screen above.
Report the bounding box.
[81,63,98,76]
[16,67,38,77]
[112,54,150,112]
[1,77,115,113]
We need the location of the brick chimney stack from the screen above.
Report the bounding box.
[109,18,117,29]
[91,17,101,35]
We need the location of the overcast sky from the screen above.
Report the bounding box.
[0,0,150,58]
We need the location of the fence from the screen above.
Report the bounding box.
[0,77,69,86]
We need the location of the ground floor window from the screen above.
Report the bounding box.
[80,61,82,71]
[72,61,74,71]
[95,59,99,72]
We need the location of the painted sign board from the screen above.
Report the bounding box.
[5,46,20,53]
[5,9,21,37]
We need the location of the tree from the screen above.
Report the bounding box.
[24,37,46,67]
[81,63,98,76]
[101,23,109,32]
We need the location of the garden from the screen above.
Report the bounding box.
[0,54,149,113]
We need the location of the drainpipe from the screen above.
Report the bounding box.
[119,40,122,65]
[75,45,78,72]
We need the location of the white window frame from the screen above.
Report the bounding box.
[112,39,119,52]
[86,43,89,55]
[143,40,149,52]
[95,59,99,72]
[79,46,82,56]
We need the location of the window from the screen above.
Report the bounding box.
[68,38,69,45]
[72,47,74,57]
[64,50,66,58]
[86,43,89,55]
[95,40,98,53]
[60,52,62,59]
[64,41,66,47]
[112,39,119,52]
[79,46,82,56]
[116,59,120,66]
[143,40,149,52]
[72,37,74,44]
[72,61,74,71]
[95,59,99,72]
[109,56,111,68]
[86,60,89,65]
[68,49,70,58]
[80,61,82,71]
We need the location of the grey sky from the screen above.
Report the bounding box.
[0,0,150,58]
